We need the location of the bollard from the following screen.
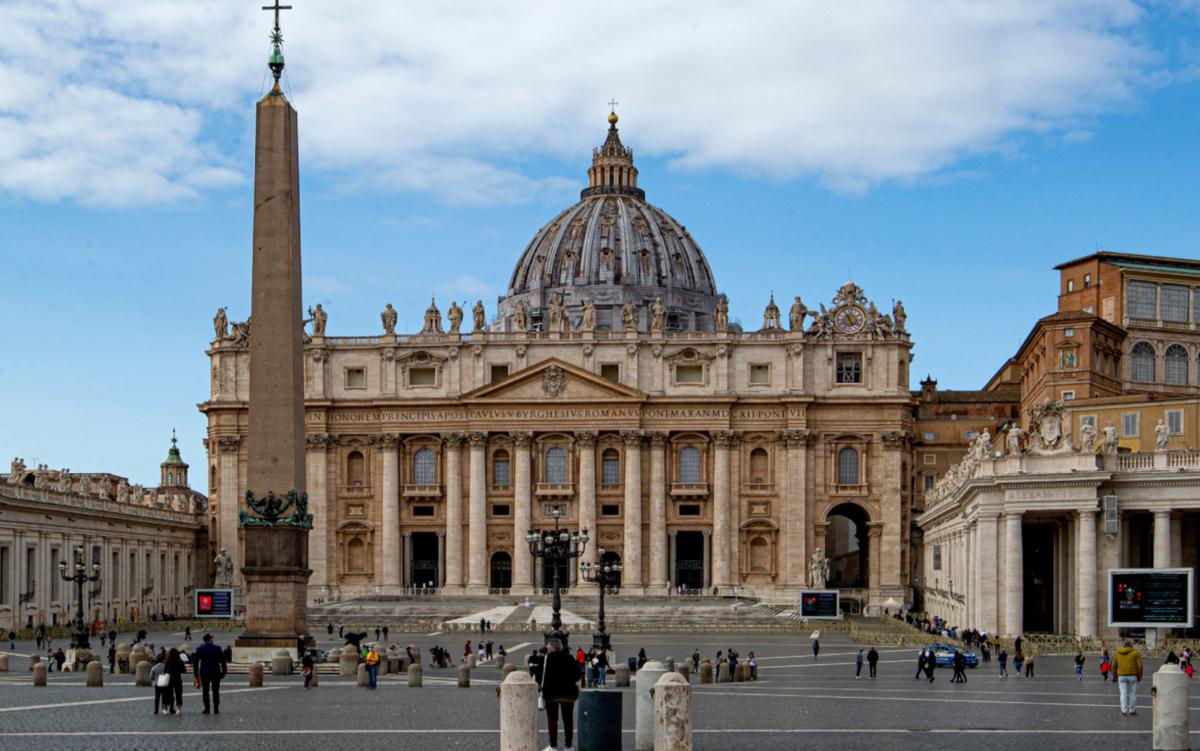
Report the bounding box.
[497,654,506,670]
[677,663,691,682]
[357,663,369,688]
[309,665,320,687]
[398,656,411,673]
[468,653,477,669]
[578,689,622,751]
[698,659,712,684]
[635,660,668,751]
[135,660,152,687]
[458,663,470,687]
[85,660,103,688]
[502,663,518,680]
[716,662,730,683]
[115,644,131,674]
[32,662,46,687]
[28,653,40,672]
[249,663,264,687]
[271,649,293,676]
[653,672,692,751]
[614,664,631,687]
[500,670,539,751]
[735,663,749,682]
[340,647,359,677]
[1153,664,1190,751]
[665,657,675,672]
[408,662,423,687]
[0,654,7,672]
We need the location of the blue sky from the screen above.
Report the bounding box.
[3,1,1200,485]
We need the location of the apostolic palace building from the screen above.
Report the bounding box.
[200,114,916,611]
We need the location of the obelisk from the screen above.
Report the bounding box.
[235,2,312,661]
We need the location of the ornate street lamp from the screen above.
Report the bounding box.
[580,546,622,651]
[58,548,100,651]
[526,506,587,647]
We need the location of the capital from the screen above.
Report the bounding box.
[620,430,643,447]
[880,431,911,449]
[441,432,465,448]
[574,431,598,448]
[369,433,401,450]
[647,431,668,448]
[215,436,242,453]
[305,432,337,450]
[713,430,741,447]
[509,431,533,448]
[467,431,488,449]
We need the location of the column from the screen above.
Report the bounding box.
[783,431,810,587]
[443,434,464,589]
[977,513,998,634]
[511,432,533,593]
[1004,511,1023,636]
[1154,510,1172,569]
[376,433,401,589]
[701,531,710,589]
[622,430,643,589]
[712,431,731,588]
[576,432,598,584]
[1077,507,1098,638]
[403,533,413,588]
[306,435,332,589]
[880,432,906,589]
[648,432,668,589]
[467,433,488,589]
[216,436,242,587]
[1171,515,1182,568]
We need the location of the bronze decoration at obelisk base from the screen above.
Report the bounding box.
[234,2,314,662]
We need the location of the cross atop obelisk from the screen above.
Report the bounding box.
[262,0,292,86]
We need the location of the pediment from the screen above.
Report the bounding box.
[463,358,645,402]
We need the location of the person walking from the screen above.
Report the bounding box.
[486,640,493,661]
[464,640,472,661]
[855,648,864,679]
[1013,649,1025,679]
[867,647,879,679]
[382,625,389,642]
[364,644,380,689]
[150,654,172,715]
[53,648,65,672]
[812,637,820,660]
[7,630,14,650]
[165,648,187,714]
[540,638,581,751]
[1114,640,1144,717]
[952,651,967,683]
[337,623,344,639]
[575,646,588,689]
[192,633,227,715]
[914,650,926,680]
[923,651,936,682]
[107,643,117,674]
[326,623,333,637]
[302,650,314,689]
[998,648,1008,678]
[1100,649,1112,682]
[184,626,191,642]
[691,649,700,673]
[1074,652,1086,681]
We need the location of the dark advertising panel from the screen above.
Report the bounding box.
[799,590,840,619]
[1108,569,1193,628]
[195,588,234,619]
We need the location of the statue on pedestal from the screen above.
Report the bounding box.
[715,297,729,333]
[621,300,638,333]
[213,307,228,341]
[808,549,830,589]
[447,301,463,334]
[546,293,565,333]
[789,297,807,331]
[1078,422,1096,454]
[580,299,596,333]
[1156,418,1170,451]
[513,299,529,333]
[6,458,25,484]
[893,300,908,333]
[1101,422,1119,456]
[650,297,666,334]
[213,548,235,588]
[1005,425,1023,456]
[472,300,486,332]
[306,304,327,337]
[381,304,397,335]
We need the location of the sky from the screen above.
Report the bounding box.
[3,0,1200,486]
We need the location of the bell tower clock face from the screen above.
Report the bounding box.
[835,305,866,333]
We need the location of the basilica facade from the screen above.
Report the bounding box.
[201,115,915,609]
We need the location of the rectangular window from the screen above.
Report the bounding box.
[50,549,60,601]
[1080,415,1097,430]
[601,456,621,486]
[1062,390,1075,401]
[962,431,979,441]
[1122,412,1140,438]
[933,544,942,571]
[923,454,936,465]
[678,504,702,516]
[490,364,509,383]
[409,367,437,386]
[1064,327,1074,337]
[412,505,435,517]
[675,365,704,384]
[1162,284,1189,323]
[1168,409,1184,435]
[1066,279,1075,293]
[836,353,862,384]
[1127,280,1158,320]
[1084,273,1092,288]
[600,363,620,382]
[490,504,511,517]
[749,364,770,386]
[922,431,938,441]
[923,475,935,491]
[601,504,621,517]
[345,367,366,389]
[493,458,510,488]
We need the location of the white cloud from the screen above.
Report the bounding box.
[0,0,1181,205]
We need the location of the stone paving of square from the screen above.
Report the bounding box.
[0,628,1186,750]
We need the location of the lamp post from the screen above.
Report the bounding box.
[579,546,622,651]
[525,506,587,647]
[58,549,100,650]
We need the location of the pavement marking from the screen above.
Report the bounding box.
[426,631,443,637]
[697,688,1174,711]
[755,648,914,661]
[0,728,1179,737]
[0,685,289,713]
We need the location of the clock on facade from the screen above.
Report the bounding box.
[835,305,866,333]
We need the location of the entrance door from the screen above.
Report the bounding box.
[411,532,440,589]
[674,531,704,590]
[1023,524,1055,632]
[542,556,570,593]
[490,552,512,590]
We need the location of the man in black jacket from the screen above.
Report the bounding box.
[192,633,227,714]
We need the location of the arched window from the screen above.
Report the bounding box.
[601,449,620,486]
[837,447,860,486]
[413,449,436,486]
[545,447,567,484]
[346,450,365,489]
[492,450,510,488]
[1165,344,1189,386]
[749,448,769,484]
[1131,341,1156,383]
[678,447,701,483]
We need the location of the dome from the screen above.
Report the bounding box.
[496,114,720,333]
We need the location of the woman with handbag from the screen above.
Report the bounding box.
[540,638,581,751]
[165,648,187,714]
[150,654,173,715]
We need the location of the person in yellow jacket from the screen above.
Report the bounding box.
[364,644,381,690]
[1113,640,1143,716]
